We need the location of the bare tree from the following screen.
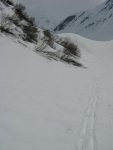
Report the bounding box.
[0,13,13,33]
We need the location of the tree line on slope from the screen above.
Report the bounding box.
[0,0,82,67]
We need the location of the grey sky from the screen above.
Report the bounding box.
[18,0,106,22]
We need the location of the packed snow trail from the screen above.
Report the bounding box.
[75,49,107,150]
[76,80,100,150]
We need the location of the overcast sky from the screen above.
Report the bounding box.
[18,0,106,22]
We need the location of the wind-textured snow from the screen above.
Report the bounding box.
[0,32,113,150]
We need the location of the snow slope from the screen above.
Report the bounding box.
[0,33,113,150]
[54,0,113,41]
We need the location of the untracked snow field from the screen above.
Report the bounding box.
[0,33,113,150]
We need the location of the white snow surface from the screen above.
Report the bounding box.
[0,33,113,150]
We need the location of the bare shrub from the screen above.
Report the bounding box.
[14,3,38,43]
[43,30,52,39]
[0,13,13,34]
[43,30,54,48]
[15,3,26,20]
[23,24,38,43]
[60,38,80,57]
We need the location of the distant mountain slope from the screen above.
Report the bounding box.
[54,0,113,41]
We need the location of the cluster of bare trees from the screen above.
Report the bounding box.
[0,1,38,43]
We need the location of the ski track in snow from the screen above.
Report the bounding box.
[75,39,113,150]
[76,81,99,150]
[75,53,112,150]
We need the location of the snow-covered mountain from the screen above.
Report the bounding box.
[0,0,113,150]
[54,0,113,41]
